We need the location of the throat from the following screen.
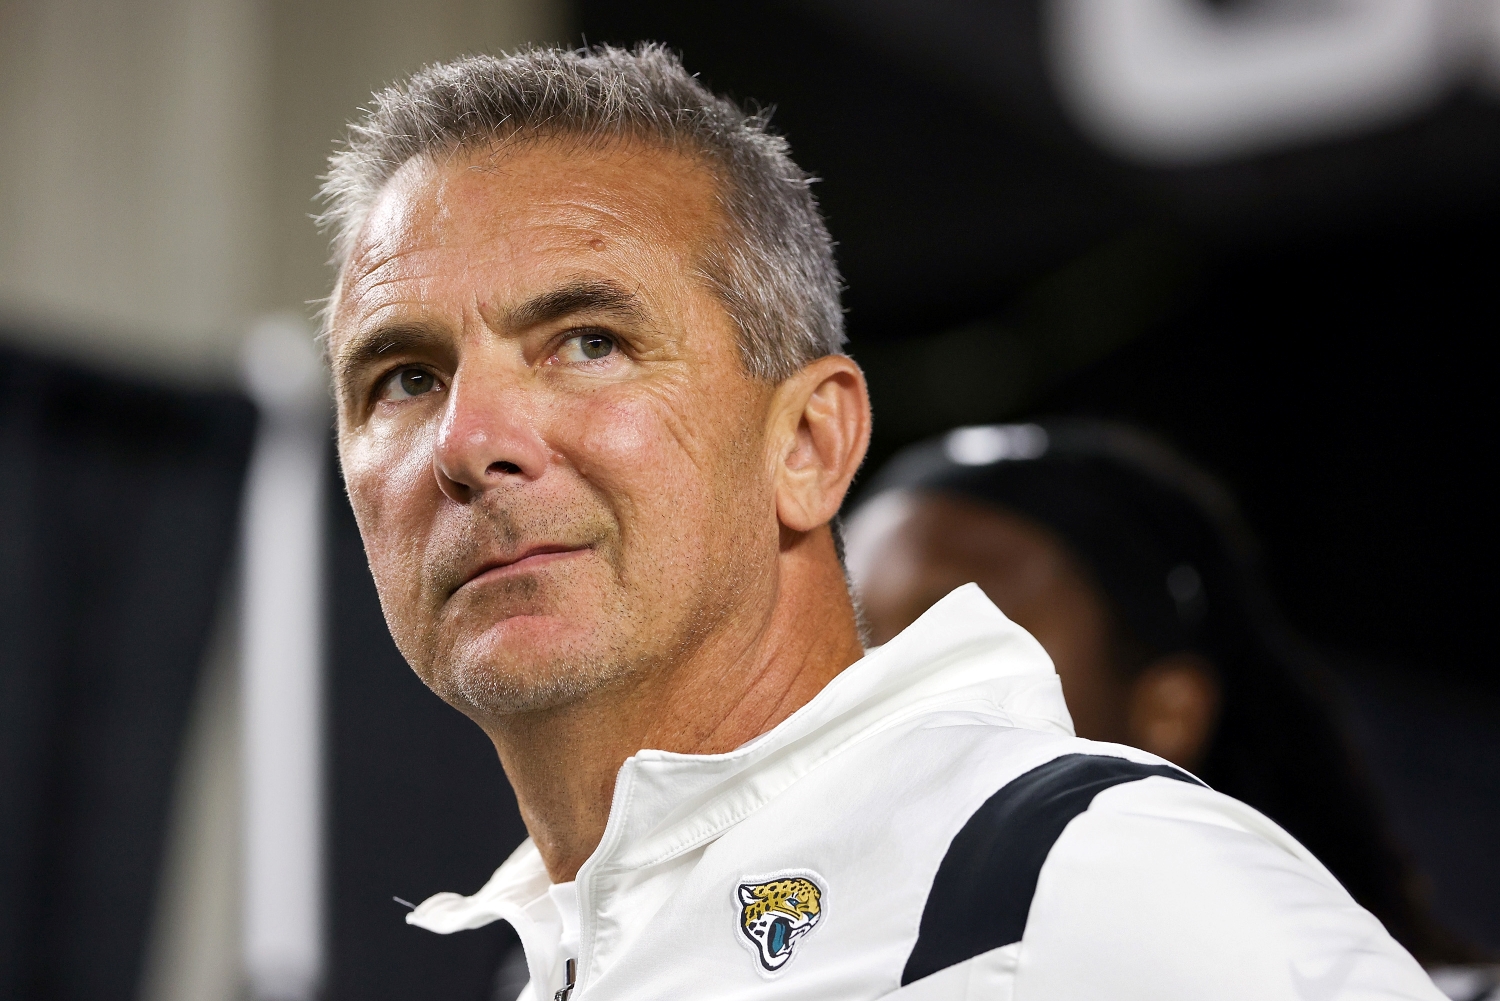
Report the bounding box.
[485,544,865,883]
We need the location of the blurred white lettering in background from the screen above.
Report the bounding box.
[1047,0,1500,164]
[240,315,327,1001]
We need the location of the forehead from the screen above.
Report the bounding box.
[331,138,723,335]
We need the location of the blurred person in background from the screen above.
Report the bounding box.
[846,420,1488,992]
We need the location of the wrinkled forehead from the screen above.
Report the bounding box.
[322,138,736,369]
[335,136,726,297]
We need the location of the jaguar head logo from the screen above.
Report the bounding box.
[736,874,825,974]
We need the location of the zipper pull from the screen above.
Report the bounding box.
[553,958,576,1001]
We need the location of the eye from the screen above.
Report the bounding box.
[377,366,443,401]
[556,330,617,363]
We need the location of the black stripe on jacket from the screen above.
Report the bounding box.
[901,752,1205,986]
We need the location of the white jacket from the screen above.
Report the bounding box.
[408,585,1443,1000]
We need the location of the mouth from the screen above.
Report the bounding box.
[459,544,590,590]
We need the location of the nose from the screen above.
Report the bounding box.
[431,366,549,504]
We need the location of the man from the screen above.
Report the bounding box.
[322,44,1442,999]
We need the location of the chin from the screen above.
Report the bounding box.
[425,613,635,718]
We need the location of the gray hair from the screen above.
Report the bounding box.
[318,43,844,380]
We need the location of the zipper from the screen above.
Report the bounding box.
[554,958,576,1001]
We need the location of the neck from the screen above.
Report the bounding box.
[484,526,865,883]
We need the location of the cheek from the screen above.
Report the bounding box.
[570,392,703,538]
[572,393,656,469]
[340,423,441,582]
[562,382,764,559]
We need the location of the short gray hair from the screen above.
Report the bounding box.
[319,43,844,380]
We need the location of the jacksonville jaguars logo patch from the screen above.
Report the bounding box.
[735,871,826,975]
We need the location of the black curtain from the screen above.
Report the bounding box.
[0,340,256,1000]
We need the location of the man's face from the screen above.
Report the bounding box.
[328,140,781,720]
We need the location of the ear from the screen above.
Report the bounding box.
[1125,653,1221,771]
[738,885,757,906]
[769,354,872,533]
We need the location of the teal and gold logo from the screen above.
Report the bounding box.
[736,873,825,974]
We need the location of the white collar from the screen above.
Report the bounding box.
[407,583,1071,938]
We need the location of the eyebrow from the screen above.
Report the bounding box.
[333,324,444,393]
[504,277,648,330]
[332,277,650,392]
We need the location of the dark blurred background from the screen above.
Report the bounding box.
[1,1,1495,999]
